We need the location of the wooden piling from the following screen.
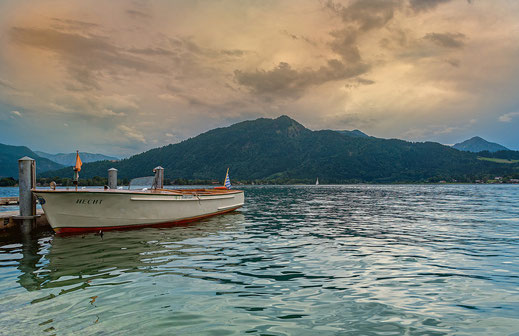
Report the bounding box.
[13,157,38,234]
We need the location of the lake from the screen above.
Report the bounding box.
[1,185,518,335]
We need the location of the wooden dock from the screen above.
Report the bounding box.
[0,197,19,206]
[1,209,48,231]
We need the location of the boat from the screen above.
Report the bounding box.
[315,177,319,185]
[33,154,244,234]
[33,187,244,234]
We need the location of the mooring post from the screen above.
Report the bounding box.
[108,168,118,189]
[153,166,164,189]
[17,156,37,234]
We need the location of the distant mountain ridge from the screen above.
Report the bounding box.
[35,151,118,166]
[452,136,509,153]
[335,130,370,138]
[41,116,519,183]
[0,143,64,178]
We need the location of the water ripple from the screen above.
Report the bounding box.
[0,185,518,335]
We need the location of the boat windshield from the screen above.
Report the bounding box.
[128,176,156,190]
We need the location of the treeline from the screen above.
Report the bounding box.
[2,174,519,187]
[477,150,519,160]
[0,177,16,186]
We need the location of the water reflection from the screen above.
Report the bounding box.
[14,212,244,294]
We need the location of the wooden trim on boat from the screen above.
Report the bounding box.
[32,188,242,196]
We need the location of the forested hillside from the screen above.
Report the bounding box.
[41,116,519,183]
[0,143,64,177]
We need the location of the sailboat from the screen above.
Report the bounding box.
[315,177,319,185]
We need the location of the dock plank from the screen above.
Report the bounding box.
[1,209,47,230]
[0,197,19,205]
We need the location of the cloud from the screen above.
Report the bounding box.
[126,9,151,19]
[9,27,165,90]
[498,111,519,122]
[235,60,369,98]
[117,125,146,143]
[424,32,466,48]
[126,47,176,56]
[355,78,375,85]
[1,0,519,154]
[324,0,402,66]
[325,0,399,32]
[329,29,362,63]
[0,78,17,91]
[235,1,396,100]
[281,30,316,46]
[51,18,99,31]
[409,0,452,12]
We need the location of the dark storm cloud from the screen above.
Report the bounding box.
[234,60,369,98]
[424,32,466,48]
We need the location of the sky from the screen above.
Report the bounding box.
[0,0,518,157]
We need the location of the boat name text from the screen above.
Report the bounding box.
[76,199,103,205]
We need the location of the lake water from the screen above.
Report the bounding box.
[1,185,518,335]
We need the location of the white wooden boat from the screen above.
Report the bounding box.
[33,188,244,234]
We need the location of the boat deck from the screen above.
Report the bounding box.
[32,188,242,196]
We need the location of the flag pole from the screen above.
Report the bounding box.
[73,169,78,191]
[73,150,80,191]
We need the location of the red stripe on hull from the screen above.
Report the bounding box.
[54,206,242,234]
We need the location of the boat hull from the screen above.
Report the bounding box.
[33,189,244,233]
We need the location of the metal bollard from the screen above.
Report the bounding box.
[108,168,118,189]
[153,166,164,189]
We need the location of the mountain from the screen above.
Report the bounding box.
[452,136,509,153]
[0,143,65,178]
[336,129,370,138]
[34,151,118,166]
[41,116,519,183]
